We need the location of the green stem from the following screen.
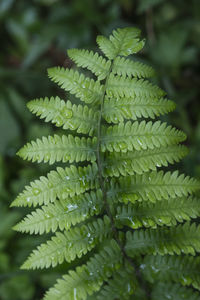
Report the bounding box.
[96,60,151,299]
[96,62,114,227]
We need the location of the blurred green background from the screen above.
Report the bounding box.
[0,0,200,299]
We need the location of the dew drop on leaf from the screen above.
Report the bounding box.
[66,204,78,212]
[67,120,76,130]
[48,182,53,188]
[44,153,50,162]
[73,288,77,300]
[119,142,127,150]
[64,154,71,162]
[55,116,63,127]
[61,107,73,119]
[33,188,41,196]
[136,138,143,147]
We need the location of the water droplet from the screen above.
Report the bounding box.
[68,242,73,249]
[140,263,146,270]
[67,120,76,130]
[137,138,143,146]
[26,197,31,202]
[151,265,160,274]
[55,116,63,127]
[126,282,133,294]
[119,142,127,150]
[66,204,78,212]
[180,275,192,285]
[65,176,70,180]
[88,233,94,245]
[73,288,77,300]
[48,182,53,188]
[33,188,41,196]
[64,154,71,162]
[45,214,50,219]
[82,83,86,89]
[79,176,89,188]
[44,153,50,162]
[61,107,73,119]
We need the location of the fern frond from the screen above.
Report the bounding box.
[125,222,200,256]
[152,282,200,300]
[48,67,103,104]
[95,266,134,300]
[11,163,98,207]
[101,121,186,152]
[14,27,200,300]
[112,56,155,78]
[115,196,200,229]
[141,255,200,290]
[97,27,144,59]
[13,190,103,234]
[103,96,175,123]
[44,240,122,300]
[104,145,188,176]
[115,170,199,203]
[67,49,111,80]
[27,97,98,135]
[107,74,165,99]
[22,216,111,269]
[17,134,97,165]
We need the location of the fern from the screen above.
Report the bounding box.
[13,27,200,299]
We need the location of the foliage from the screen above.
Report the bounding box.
[1,0,200,299]
[12,27,200,299]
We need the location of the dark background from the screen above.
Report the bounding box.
[0,0,200,299]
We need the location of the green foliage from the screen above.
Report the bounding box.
[12,26,200,300]
[141,255,200,290]
[17,134,97,164]
[27,97,98,136]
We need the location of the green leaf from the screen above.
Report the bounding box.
[13,190,103,234]
[103,96,175,123]
[27,97,98,135]
[101,121,186,152]
[115,196,200,229]
[125,223,200,256]
[92,266,135,300]
[17,134,97,164]
[107,74,165,99]
[104,145,188,176]
[112,56,155,78]
[11,163,99,207]
[44,240,122,300]
[22,216,111,269]
[48,67,103,104]
[67,49,111,80]
[110,170,200,203]
[152,282,200,300]
[97,27,144,59]
[141,255,200,290]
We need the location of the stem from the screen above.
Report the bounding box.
[96,60,151,299]
[96,62,115,226]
